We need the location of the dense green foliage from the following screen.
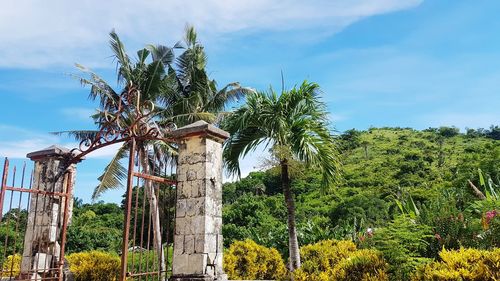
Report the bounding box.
[66,200,123,253]
[1,126,496,280]
[222,126,500,279]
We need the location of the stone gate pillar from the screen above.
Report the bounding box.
[171,121,229,281]
[20,145,76,279]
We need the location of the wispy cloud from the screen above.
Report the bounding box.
[0,0,422,68]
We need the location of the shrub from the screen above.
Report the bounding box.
[412,248,500,281]
[67,251,120,281]
[1,254,21,277]
[363,215,433,280]
[293,240,388,281]
[223,239,287,280]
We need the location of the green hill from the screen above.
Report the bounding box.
[222,126,500,252]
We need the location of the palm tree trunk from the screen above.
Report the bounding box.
[140,148,166,280]
[281,159,301,273]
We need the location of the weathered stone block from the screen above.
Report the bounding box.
[172,254,189,275]
[191,216,205,234]
[188,254,207,275]
[184,235,195,254]
[194,234,217,253]
[174,235,184,255]
[33,253,52,273]
[175,217,191,235]
[177,199,187,218]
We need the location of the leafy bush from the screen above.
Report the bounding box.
[362,215,433,280]
[412,248,500,281]
[127,247,172,280]
[293,240,388,281]
[1,254,20,277]
[67,251,120,281]
[223,239,287,280]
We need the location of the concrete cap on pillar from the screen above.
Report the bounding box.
[171,120,230,142]
[27,145,75,160]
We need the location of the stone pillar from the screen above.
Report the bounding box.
[171,121,229,281]
[20,145,76,279]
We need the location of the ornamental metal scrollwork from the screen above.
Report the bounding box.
[69,86,176,163]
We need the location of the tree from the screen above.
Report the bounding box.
[222,81,339,272]
[59,26,251,278]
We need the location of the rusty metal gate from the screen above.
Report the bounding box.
[120,139,177,281]
[0,89,178,280]
[0,158,73,280]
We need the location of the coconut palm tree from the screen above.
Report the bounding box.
[222,81,340,272]
[60,30,174,278]
[59,26,252,279]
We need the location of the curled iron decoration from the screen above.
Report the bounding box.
[69,87,175,162]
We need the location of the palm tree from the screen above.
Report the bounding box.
[222,81,340,272]
[61,30,174,278]
[59,26,252,279]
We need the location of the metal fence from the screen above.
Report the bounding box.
[120,141,177,281]
[0,158,72,281]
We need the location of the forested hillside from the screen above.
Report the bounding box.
[222,126,500,260]
[3,126,494,279]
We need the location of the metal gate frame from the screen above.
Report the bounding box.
[0,158,73,281]
[0,88,178,281]
[65,88,178,281]
[120,138,177,281]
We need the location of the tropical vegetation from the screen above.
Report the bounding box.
[222,82,340,271]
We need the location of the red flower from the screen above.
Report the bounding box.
[485,210,497,224]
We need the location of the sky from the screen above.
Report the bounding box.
[0,0,499,203]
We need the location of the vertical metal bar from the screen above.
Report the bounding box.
[9,162,26,278]
[131,176,140,276]
[58,171,73,281]
[3,165,17,262]
[0,157,10,218]
[120,138,136,281]
[138,179,147,280]
[145,193,152,277]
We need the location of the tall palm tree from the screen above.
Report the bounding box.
[59,26,252,279]
[222,81,340,272]
[60,30,174,277]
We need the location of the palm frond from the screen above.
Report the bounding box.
[51,130,100,142]
[109,30,132,84]
[92,144,128,200]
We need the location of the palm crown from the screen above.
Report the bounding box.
[223,81,339,187]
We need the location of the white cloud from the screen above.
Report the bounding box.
[0,0,422,68]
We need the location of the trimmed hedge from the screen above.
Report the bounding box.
[412,247,500,281]
[67,250,120,281]
[293,240,388,281]
[1,254,20,277]
[224,239,288,280]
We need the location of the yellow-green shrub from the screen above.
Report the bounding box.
[224,239,288,280]
[412,247,500,281]
[67,250,120,281]
[1,254,21,277]
[293,240,388,281]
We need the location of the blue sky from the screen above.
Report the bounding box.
[0,0,499,203]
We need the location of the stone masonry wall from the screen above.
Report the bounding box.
[171,121,228,281]
[21,146,75,279]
